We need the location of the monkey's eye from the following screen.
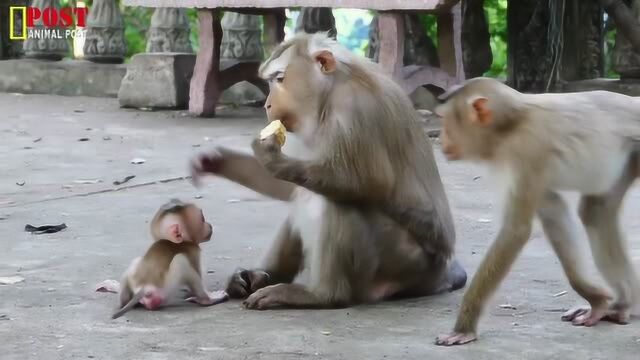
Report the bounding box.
[276,75,284,83]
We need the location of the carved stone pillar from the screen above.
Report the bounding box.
[462,0,492,78]
[295,8,337,38]
[83,0,126,64]
[218,12,267,105]
[220,12,263,61]
[146,8,193,53]
[613,0,640,78]
[23,0,70,60]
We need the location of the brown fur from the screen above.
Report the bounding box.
[435,77,640,346]
[131,240,201,287]
[191,33,466,310]
[113,200,222,319]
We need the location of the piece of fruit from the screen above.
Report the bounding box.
[260,119,286,146]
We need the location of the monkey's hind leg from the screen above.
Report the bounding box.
[164,254,226,306]
[570,166,640,326]
[537,191,614,326]
[226,219,303,299]
[243,206,370,310]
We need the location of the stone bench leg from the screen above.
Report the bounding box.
[263,10,287,56]
[377,7,464,94]
[189,8,285,117]
[437,3,465,84]
[189,9,223,117]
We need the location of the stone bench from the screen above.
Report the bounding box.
[123,0,464,117]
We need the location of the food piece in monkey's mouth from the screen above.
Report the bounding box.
[260,119,286,146]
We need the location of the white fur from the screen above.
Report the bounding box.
[260,46,294,79]
[290,188,326,277]
[306,32,352,64]
[282,132,326,277]
[546,136,630,195]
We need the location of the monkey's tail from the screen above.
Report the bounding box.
[112,289,145,320]
[447,259,467,292]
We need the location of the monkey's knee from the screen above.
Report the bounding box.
[578,197,605,227]
[567,277,610,306]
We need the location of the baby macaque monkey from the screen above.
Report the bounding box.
[434,77,640,346]
[112,199,226,319]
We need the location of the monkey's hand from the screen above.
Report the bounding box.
[189,147,225,188]
[226,268,271,298]
[435,332,477,346]
[252,134,282,160]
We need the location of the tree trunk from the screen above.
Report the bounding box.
[600,0,640,53]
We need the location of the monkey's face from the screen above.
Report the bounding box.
[155,205,214,244]
[264,74,298,131]
[185,205,214,244]
[435,100,490,161]
[261,41,337,142]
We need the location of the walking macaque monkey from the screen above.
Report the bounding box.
[190,32,467,310]
[434,77,640,346]
[112,199,226,319]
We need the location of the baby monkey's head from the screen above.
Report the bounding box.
[150,199,213,244]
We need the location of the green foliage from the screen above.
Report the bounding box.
[186,9,199,53]
[418,14,438,46]
[334,9,373,56]
[484,0,508,77]
[605,28,619,79]
[420,1,507,78]
[122,7,153,60]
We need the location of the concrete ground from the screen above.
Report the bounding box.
[1,93,639,360]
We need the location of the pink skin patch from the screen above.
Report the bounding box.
[369,281,401,302]
[140,291,164,310]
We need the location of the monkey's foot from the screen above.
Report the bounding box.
[95,279,120,293]
[186,291,229,306]
[226,269,270,298]
[435,332,477,346]
[561,305,629,326]
[243,284,283,310]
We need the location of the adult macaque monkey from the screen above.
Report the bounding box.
[190,32,467,309]
[113,199,226,319]
[434,77,640,346]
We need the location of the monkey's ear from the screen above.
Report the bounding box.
[313,50,336,74]
[469,96,492,126]
[167,223,184,243]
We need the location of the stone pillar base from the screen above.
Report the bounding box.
[118,53,195,109]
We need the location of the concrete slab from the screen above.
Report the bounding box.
[0,93,639,360]
[0,59,126,98]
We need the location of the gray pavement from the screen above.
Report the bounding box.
[0,93,639,360]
